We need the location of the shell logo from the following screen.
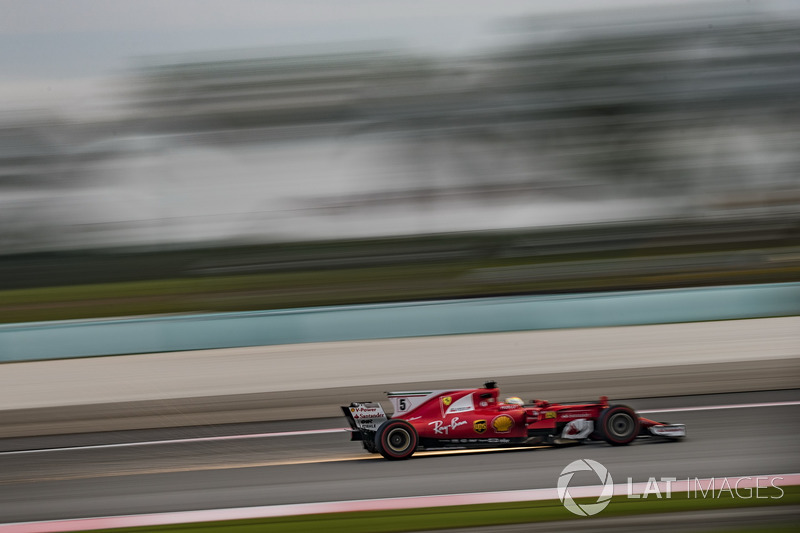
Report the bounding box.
[492,414,514,433]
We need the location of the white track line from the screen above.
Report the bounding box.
[1,473,798,533]
[0,428,349,456]
[2,400,798,456]
[638,400,800,414]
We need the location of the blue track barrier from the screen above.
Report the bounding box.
[1,283,798,362]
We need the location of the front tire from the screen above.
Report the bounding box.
[597,405,640,446]
[375,419,418,460]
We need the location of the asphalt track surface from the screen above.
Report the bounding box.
[1,390,799,525]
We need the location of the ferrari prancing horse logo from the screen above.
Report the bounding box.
[442,396,452,406]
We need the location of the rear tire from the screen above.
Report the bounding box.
[597,405,640,446]
[375,419,418,460]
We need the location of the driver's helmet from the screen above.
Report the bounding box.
[504,396,524,406]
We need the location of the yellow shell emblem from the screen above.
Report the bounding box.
[492,414,514,433]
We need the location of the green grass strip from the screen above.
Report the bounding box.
[2,262,798,324]
[89,485,800,533]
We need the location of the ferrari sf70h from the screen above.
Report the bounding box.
[342,381,685,460]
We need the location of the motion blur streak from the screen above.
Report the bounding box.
[0,393,797,524]
[1,2,799,530]
[0,449,548,486]
[2,399,797,456]
[0,428,349,456]
[1,3,799,254]
[2,3,799,326]
[1,474,798,533]
[0,456,380,485]
[638,400,800,414]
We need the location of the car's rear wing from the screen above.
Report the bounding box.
[341,402,388,441]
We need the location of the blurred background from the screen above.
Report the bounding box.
[1,4,799,531]
[1,0,799,323]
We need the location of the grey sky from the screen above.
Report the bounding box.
[0,0,709,77]
[0,0,795,112]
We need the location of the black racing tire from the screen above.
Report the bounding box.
[597,405,640,446]
[375,419,418,460]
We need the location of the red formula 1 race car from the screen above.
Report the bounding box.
[342,381,685,460]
